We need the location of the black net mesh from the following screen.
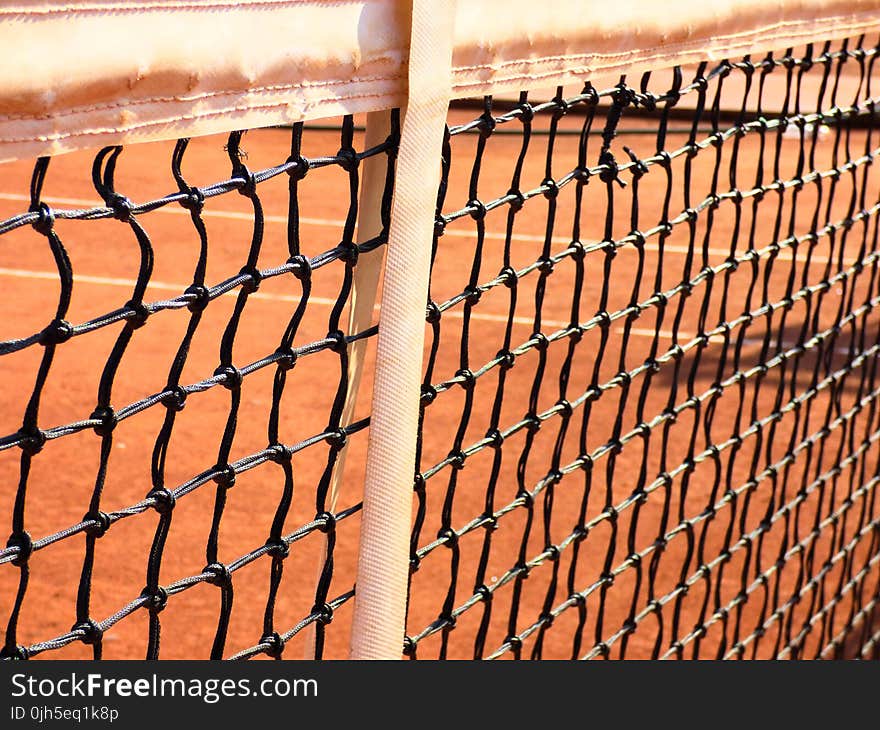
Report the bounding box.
[0,115,398,659]
[407,35,880,660]
[3,33,880,661]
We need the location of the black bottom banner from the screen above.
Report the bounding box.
[0,660,875,727]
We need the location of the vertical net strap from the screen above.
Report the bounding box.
[349,0,457,659]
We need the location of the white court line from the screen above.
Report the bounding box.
[0,267,341,308]
[0,266,863,357]
[0,192,851,264]
[0,265,547,329]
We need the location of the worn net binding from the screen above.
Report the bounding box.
[0,115,399,659]
[407,36,880,659]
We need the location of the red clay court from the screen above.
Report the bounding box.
[1,4,880,661]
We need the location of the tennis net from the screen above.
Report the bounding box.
[1,32,880,660]
[0,117,398,659]
[407,35,880,659]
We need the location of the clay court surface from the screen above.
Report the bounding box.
[2,64,880,659]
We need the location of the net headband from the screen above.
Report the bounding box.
[3,0,880,162]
